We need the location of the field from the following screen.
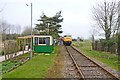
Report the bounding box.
[72,41,119,71]
[2,46,59,78]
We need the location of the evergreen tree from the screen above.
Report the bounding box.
[35,11,63,38]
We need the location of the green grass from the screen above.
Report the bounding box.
[2,46,59,78]
[72,41,119,71]
[0,63,2,74]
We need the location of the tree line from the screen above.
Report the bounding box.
[1,11,63,41]
[0,20,21,41]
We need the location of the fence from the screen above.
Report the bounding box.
[92,39,118,54]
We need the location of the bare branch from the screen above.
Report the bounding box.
[92,0,118,40]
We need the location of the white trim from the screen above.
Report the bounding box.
[38,44,46,45]
[34,35,52,38]
[33,35,53,45]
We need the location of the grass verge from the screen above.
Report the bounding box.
[2,46,59,78]
[72,41,119,71]
[46,46,63,78]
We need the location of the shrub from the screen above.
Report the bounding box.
[3,40,18,59]
[0,51,4,55]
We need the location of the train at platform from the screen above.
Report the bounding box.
[63,35,72,46]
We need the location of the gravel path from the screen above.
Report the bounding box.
[73,46,120,78]
[60,46,80,78]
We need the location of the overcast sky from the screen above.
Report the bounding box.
[0,0,118,39]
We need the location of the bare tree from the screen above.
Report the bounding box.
[22,26,38,36]
[92,0,118,40]
[22,26,31,36]
[118,1,120,55]
[92,0,119,52]
[0,21,9,41]
[10,25,15,34]
[0,21,9,34]
[15,24,21,34]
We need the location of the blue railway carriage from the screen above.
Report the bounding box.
[18,35,54,53]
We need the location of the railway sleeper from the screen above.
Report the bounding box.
[80,65,97,67]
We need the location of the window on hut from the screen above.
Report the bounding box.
[34,37,38,45]
[45,37,50,45]
[38,37,50,45]
[39,37,45,44]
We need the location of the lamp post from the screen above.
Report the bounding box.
[26,3,33,60]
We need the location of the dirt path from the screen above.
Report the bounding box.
[46,46,80,78]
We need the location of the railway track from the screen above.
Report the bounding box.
[61,46,81,78]
[65,46,119,80]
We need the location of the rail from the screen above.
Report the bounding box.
[65,46,119,80]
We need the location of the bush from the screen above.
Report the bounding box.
[94,38,117,53]
[0,51,4,55]
[3,40,18,55]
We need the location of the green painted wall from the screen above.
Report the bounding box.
[33,45,54,53]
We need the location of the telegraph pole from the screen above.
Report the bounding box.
[30,3,33,60]
[26,3,33,59]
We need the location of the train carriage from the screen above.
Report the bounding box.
[63,35,72,46]
[18,35,54,53]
